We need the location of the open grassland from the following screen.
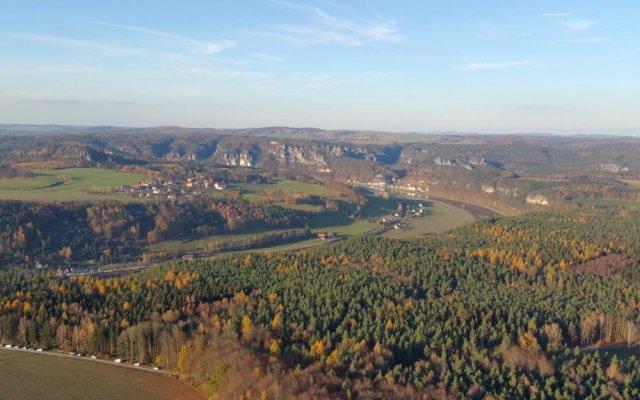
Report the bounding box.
[0,350,204,400]
[236,179,342,201]
[147,228,298,252]
[149,212,379,254]
[307,212,378,235]
[0,168,145,202]
[382,200,475,239]
[152,196,474,254]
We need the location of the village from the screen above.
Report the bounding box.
[114,177,228,200]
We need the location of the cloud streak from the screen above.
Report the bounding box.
[246,0,404,46]
[558,19,596,31]
[0,32,141,56]
[540,12,570,18]
[542,13,596,31]
[186,67,272,79]
[459,61,535,72]
[251,52,284,62]
[94,21,235,54]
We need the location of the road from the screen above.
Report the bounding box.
[0,346,176,378]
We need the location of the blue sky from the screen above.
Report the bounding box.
[1,0,638,134]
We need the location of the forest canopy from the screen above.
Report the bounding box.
[1,207,640,398]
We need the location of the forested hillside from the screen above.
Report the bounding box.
[1,208,640,398]
[0,200,304,266]
[2,129,640,215]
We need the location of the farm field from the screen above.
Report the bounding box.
[0,168,145,202]
[307,212,378,235]
[0,349,204,400]
[236,179,342,201]
[152,196,475,254]
[148,213,379,254]
[147,228,300,252]
[382,199,475,239]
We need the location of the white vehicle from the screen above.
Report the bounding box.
[68,352,75,355]
[36,348,43,352]
[152,367,159,370]
[91,355,97,359]
[133,362,140,366]
[4,344,12,348]
[76,353,82,357]
[114,358,122,363]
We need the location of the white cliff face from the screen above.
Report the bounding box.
[265,142,328,167]
[288,145,328,166]
[599,163,629,173]
[211,139,386,170]
[434,157,487,170]
[221,150,255,167]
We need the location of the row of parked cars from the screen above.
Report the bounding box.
[3,344,160,370]
[4,344,43,351]
[112,357,159,370]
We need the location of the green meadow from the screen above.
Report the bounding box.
[382,199,475,239]
[0,168,146,202]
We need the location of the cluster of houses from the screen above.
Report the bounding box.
[316,231,336,240]
[381,203,426,230]
[185,177,227,190]
[115,178,228,200]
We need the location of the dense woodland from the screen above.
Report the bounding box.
[0,200,305,266]
[1,207,640,398]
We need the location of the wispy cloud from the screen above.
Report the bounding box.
[245,0,404,46]
[94,21,235,54]
[0,32,141,56]
[568,37,608,44]
[251,52,285,62]
[459,61,535,72]
[0,63,103,75]
[558,19,596,31]
[477,22,531,39]
[542,13,596,31]
[541,12,570,18]
[186,67,272,79]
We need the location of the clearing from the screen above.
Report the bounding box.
[235,179,342,201]
[382,200,475,239]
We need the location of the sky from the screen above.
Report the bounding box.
[1,0,639,134]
